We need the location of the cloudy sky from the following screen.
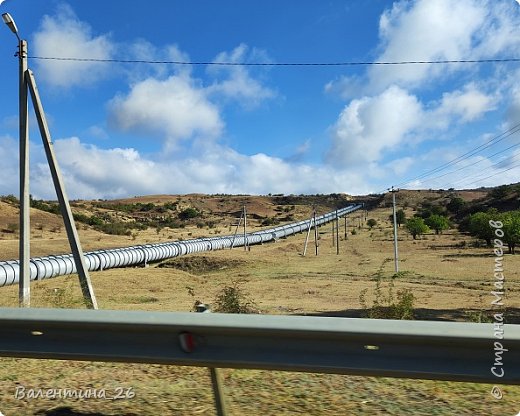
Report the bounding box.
[1,0,520,199]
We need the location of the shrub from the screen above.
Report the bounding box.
[213,280,258,314]
[446,197,465,214]
[367,218,377,229]
[359,280,415,320]
[261,217,279,226]
[179,207,201,220]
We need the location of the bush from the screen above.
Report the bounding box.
[179,207,201,220]
[6,223,19,233]
[367,218,377,229]
[212,280,258,314]
[1,194,19,205]
[489,185,510,200]
[261,217,279,226]
[446,197,465,214]
[359,280,415,320]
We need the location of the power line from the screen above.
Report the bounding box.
[415,140,520,187]
[392,122,520,189]
[463,160,520,187]
[26,56,520,66]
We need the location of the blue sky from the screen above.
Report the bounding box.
[1,0,520,199]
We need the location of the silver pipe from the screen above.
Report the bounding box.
[0,204,362,287]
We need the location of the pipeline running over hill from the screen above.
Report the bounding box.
[0,204,362,287]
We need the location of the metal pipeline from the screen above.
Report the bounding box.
[0,204,362,287]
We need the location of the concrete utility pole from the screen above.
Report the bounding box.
[230,205,244,250]
[314,209,319,256]
[18,38,30,307]
[27,70,98,309]
[243,205,248,251]
[4,13,98,308]
[335,210,339,255]
[302,215,314,257]
[3,13,30,307]
[391,186,399,273]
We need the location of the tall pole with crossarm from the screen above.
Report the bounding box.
[2,13,30,307]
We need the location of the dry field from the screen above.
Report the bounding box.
[0,198,519,415]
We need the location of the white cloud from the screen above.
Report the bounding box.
[327,86,423,166]
[33,4,114,88]
[207,44,276,108]
[108,74,224,151]
[0,136,18,195]
[386,157,414,176]
[32,137,164,200]
[123,40,192,82]
[323,0,514,181]
[85,125,109,140]
[426,83,497,130]
[435,84,496,122]
[370,0,485,90]
[108,43,276,152]
[505,78,520,127]
[327,0,520,96]
[10,135,517,200]
[285,139,312,163]
[26,137,373,199]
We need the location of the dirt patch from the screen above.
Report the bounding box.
[157,255,245,274]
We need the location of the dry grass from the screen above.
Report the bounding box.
[0,203,519,415]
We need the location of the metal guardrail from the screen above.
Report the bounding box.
[0,308,518,385]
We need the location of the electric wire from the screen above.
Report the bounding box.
[412,140,520,188]
[462,160,520,187]
[389,122,520,191]
[26,56,520,66]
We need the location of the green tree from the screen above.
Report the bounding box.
[446,197,465,214]
[367,218,377,229]
[466,211,496,246]
[502,211,520,254]
[389,209,406,227]
[425,214,450,235]
[178,207,201,220]
[489,185,510,200]
[405,217,430,240]
[417,203,445,219]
